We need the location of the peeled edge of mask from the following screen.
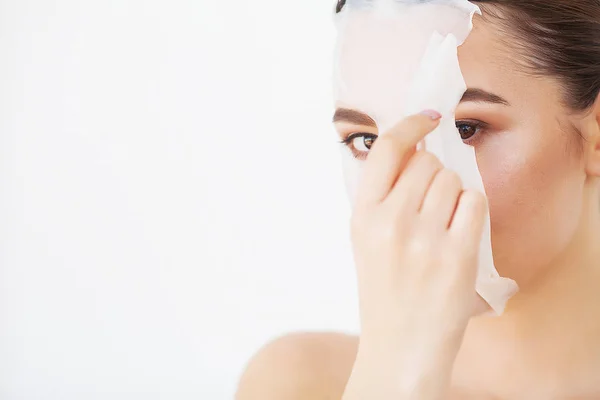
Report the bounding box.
[334,0,519,316]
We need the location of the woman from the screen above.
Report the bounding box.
[237,0,600,398]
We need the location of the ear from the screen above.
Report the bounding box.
[583,93,600,178]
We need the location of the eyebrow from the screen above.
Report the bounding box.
[332,108,377,127]
[333,89,509,125]
[460,88,510,106]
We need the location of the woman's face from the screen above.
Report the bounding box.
[334,14,588,285]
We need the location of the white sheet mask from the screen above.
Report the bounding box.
[333,0,518,315]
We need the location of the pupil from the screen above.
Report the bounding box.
[364,137,374,149]
[459,125,475,140]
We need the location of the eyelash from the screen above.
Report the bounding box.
[338,133,377,161]
[339,120,487,160]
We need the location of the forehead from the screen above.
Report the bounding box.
[333,4,479,126]
[334,10,521,120]
[456,15,520,94]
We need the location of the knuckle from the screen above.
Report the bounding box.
[379,219,405,243]
[379,208,414,242]
[449,233,480,262]
[420,151,443,170]
[403,150,427,170]
[462,190,488,211]
[404,232,436,257]
[410,150,429,164]
[439,169,463,188]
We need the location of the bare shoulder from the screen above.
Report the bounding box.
[235,331,359,400]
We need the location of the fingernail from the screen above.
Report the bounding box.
[419,109,442,120]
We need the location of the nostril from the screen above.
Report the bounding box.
[336,0,346,13]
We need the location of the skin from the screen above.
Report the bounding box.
[236,12,600,400]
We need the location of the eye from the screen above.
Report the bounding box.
[339,133,378,160]
[456,120,486,142]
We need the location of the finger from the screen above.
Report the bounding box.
[384,151,443,213]
[354,110,441,208]
[420,168,463,229]
[448,190,488,249]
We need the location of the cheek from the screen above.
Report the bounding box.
[478,138,541,229]
[477,126,574,226]
[475,127,585,278]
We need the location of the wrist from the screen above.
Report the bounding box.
[356,329,463,372]
[342,336,458,400]
[343,355,451,400]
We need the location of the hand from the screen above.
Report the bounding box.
[343,111,488,400]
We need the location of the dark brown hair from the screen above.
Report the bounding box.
[335,0,600,112]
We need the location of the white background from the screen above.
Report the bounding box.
[0,1,359,399]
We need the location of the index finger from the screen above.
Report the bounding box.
[354,110,442,208]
